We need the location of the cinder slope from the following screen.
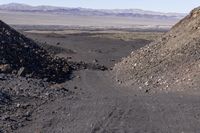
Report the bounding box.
[113,7,200,92]
[0,20,69,82]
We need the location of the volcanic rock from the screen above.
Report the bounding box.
[0,20,70,82]
[113,7,200,93]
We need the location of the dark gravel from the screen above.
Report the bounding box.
[0,20,70,83]
[0,74,75,132]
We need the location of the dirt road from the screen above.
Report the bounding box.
[9,31,200,133]
[16,70,200,133]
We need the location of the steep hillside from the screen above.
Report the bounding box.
[113,7,200,93]
[0,20,70,82]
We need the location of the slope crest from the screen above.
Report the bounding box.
[113,7,200,93]
[0,20,70,82]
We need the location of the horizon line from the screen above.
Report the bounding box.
[0,2,187,14]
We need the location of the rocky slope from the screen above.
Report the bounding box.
[113,7,200,93]
[0,20,70,83]
[0,20,108,132]
[0,20,73,131]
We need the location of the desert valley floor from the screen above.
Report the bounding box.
[1,29,199,133]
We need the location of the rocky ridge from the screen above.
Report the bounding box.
[0,20,71,83]
[0,20,107,132]
[113,7,200,93]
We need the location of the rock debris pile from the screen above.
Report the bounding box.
[0,20,107,132]
[0,20,71,83]
[114,7,200,93]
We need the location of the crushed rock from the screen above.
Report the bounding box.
[0,20,70,83]
[113,7,200,93]
[0,74,75,132]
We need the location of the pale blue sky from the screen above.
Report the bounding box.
[0,0,200,13]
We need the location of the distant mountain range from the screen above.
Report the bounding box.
[0,3,186,20]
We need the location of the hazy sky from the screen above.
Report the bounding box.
[0,0,200,13]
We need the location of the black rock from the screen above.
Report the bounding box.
[0,20,71,83]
